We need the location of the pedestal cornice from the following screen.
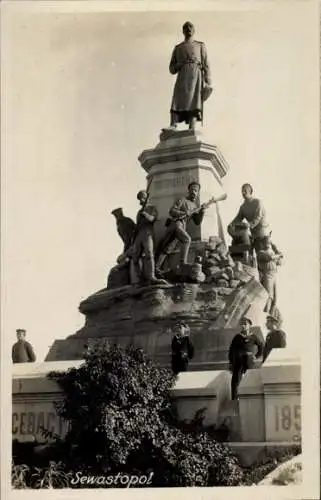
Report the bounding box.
[139,141,229,179]
[138,129,229,180]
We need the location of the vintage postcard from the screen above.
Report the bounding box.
[1,1,320,499]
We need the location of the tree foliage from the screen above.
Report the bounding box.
[48,341,243,487]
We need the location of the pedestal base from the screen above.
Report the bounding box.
[45,274,268,365]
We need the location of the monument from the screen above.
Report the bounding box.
[13,22,300,464]
[45,22,270,369]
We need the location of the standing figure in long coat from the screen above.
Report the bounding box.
[169,22,212,130]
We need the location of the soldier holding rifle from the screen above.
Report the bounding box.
[155,181,226,273]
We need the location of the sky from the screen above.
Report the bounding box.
[2,2,319,362]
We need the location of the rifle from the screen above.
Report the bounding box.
[215,201,227,247]
[166,193,227,226]
[141,175,153,212]
[132,176,154,241]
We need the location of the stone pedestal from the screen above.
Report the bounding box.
[238,349,301,444]
[171,370,231,426]
[138,129,229,243]
[45,276,267,364]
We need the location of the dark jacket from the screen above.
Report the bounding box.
[171,335,194,374]
[262,329,286,362]
[12,340,36,363]
[228,333,263,370]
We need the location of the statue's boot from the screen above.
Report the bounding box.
[155,252,168,278]
[147,277,169,286]
[144,255,169,286]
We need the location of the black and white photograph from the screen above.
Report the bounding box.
[1,0,320,498]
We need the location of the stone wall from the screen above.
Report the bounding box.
[12,349,301,468]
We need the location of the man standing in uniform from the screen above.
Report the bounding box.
[155,181,205,273]
[168,21,213,130]
[132,190,165,286]
[262,310,287,362]
[228,184,270,255]
[12,329,36,363]
[228,317,263,400]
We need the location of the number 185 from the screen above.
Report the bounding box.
[275,404,301,432]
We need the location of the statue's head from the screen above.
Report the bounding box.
[111,208,124,219]
[187,181,200,201]
[137,190,148,206]
[241,183,253,200]
[182,21,195,38]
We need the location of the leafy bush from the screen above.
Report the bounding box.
[11,462,29,489]
[31,461,72,488]
[11,461,72,489]
[46,341,243,487]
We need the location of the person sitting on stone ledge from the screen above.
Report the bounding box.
[256,234,283,313]
[155,181,206,275]
[12,329,36,363]
[228,316,263,401]
[171,321,195,374]
[262,309,286,362]
[228,183,271,256]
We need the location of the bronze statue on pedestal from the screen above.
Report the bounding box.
[168,22,213,130]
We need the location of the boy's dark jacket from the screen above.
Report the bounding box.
[171,335,194,374]
[228,332,263,368]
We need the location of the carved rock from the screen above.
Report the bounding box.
[46,272,268,370]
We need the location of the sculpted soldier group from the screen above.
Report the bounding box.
[110,181,218,287]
